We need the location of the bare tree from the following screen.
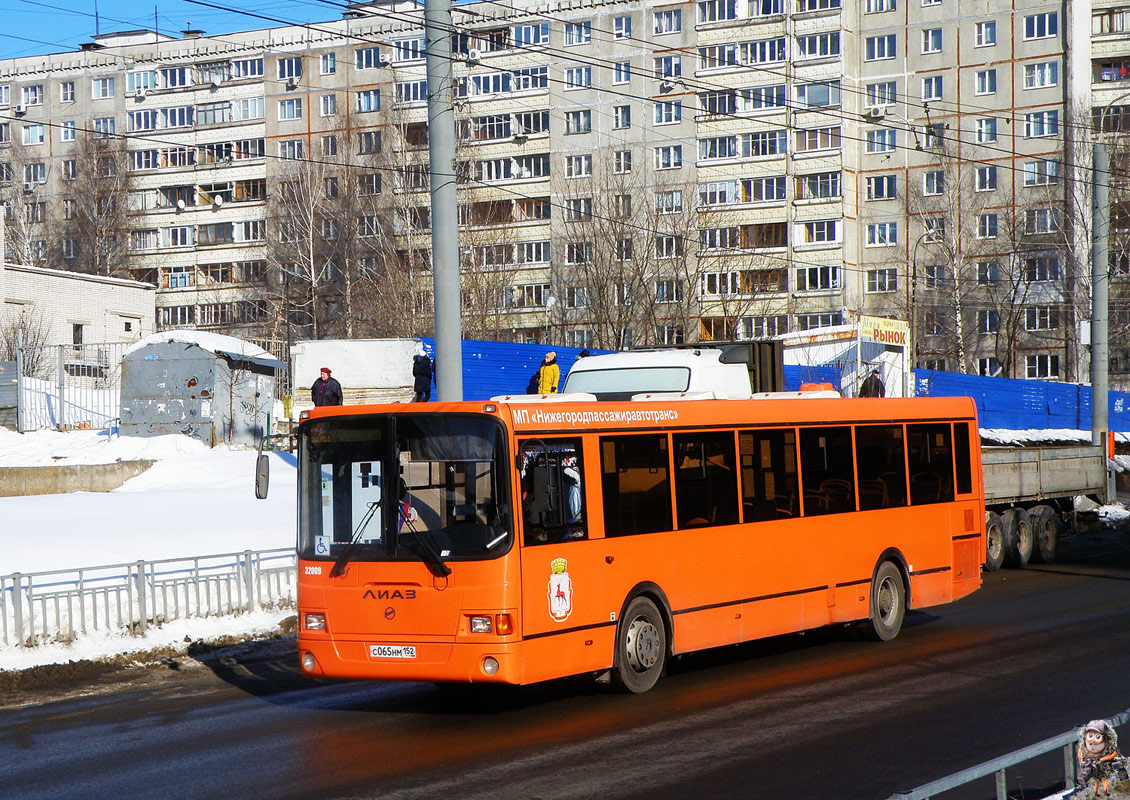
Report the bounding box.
[0,305,52,378]
[67,133,133,277]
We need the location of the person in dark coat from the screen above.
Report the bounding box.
[859,368,885,398]
[311,367,343,406]
[412,350,433,402]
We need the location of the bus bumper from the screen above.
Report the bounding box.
[297,636,522,684]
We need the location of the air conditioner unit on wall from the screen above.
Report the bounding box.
[14,103,26,115]
[466,48,482,65]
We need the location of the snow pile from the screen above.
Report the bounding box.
[122,330,270,359]
[1099,504,1130,523]
[0,428,208,467]
[981,428,1129,446]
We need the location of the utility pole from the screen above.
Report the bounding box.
[425,0,463,401]
[1092,143,1110,447]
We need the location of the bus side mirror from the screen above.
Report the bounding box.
[255,454,270,499]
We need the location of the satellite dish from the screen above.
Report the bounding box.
[213,195,224,207]
[176,199,186,211]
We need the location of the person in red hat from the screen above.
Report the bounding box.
[311,367,343,406]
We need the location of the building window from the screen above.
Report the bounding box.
[356,89,380,112]
[1024,61,1059,89]
[867,81,897,107]
[922,75,943,101]
[796,171,840,199]
[1025,111,1059,137]
[565,110,591,133]
[867,268,897,293]
[865,34,897,61]
[613,15,632,37]
[796,126,840,152]
[1025,306,1059,331]
[1024,12,1058,40]
[796,32,840,60]
[976,117,998,143]
[60,120,75,142]
[60,81,75,102]
[613,150,632,174]
[278,56,302,79]
[1023,159,1060,186]
[613,105,631,129]
[92,77,115,99]
[922,28,942,54]
[1026,207,1060,234]
[278,98,303,120]
[975,166,997,191]
[1024,255,1061,281]
[654,145,682,170]
[613,61,631,84]
[355,46,381,69]
[978,214,998,239]
[653,9,681,34]
[22,124,44,145]
[654,100,682,125]
[867,174,898,200]
[796,80,840,107]
[801,220,838,244]
[923,170,944,196]
[796,264,841,291]
[320,52,336,75]
[699,0,739,22]
[866,0,895,10]
[1026,354,1060,379]
[977,310,999,334]
[976,69,996,95]
[967,22,995,51]
[21,85,43,106]
[866,128,897,153]
[565,66,593,89]
[654,55,682,79]
[867,221,898,246]
[564,21,592,45]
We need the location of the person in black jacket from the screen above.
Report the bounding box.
[859,369,885,398]
[412,351,433,402]
[311,367,343,406]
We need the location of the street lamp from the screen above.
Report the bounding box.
[910,230,932,370]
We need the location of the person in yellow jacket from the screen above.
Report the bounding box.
[537,351,560,394]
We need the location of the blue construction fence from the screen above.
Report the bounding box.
[415,339,1125,431]
[418,338,843,400]
[913,368,1130,432]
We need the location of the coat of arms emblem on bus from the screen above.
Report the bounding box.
[548,558,573,622]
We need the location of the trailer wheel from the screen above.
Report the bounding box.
[984,511,1005,572]
[1002,508,1032,568]
[1028,505,1061,564]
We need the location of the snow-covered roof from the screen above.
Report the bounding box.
[123,330,286,369]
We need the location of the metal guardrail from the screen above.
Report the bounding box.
[887,707,1130,800]
[0,548,296,648]
[17,340,130,432]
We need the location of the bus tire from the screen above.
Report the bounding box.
[866,561,905,642]
[1002,508,1032,568]
[613,597,666,694]
[1028,505,1061,564]
[984,511,1005,572]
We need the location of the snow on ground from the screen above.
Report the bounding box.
[0,430,297,670]
[981,428,1130,446]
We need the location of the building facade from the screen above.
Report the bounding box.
[0,0,1110,379]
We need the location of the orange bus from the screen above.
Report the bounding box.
[287,395,983,693]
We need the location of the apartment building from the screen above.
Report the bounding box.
[0,0,1092,375]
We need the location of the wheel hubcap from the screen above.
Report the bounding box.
[625,616,660,672]
[988,529,1002,559]
[877,578,898,625]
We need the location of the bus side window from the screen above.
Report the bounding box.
[600,434,673,537]
[519,438,586,545]
[739,429,799,521]
[673,431,739,529]
[855,425,907,510]
[907,423,955,505]
[798,426,856,516]
[953,422,973,495]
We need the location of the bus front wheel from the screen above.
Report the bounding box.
[866,562,906,642]
[613,597,666,693]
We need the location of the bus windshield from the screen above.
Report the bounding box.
[562,366,690,397]
[298,414,511,563]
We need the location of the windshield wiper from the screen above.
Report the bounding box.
[329,500,382,578]
[399,513,452,578]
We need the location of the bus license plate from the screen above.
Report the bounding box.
[370,645,416,659]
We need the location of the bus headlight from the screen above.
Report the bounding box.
[469,615,492,634]
[481,657,499,675]
[302,652,316,672]
[303,612,326,631]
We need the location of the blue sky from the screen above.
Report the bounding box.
[0,1,334,59]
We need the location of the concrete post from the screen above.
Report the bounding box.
[11,573,24,646]
[1093,144,1110,447]
[243,550,256,612]
[135,561,147,633]
[425,0,463,401]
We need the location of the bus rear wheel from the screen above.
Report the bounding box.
[613,597,666,694]
[984,511,1005,572]
[1002,508,1032,568]
[866,562,905,642]
[1028,505,1061,564]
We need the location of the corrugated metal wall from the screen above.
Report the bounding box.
[914,369,1130,431]
[417,339,843,401]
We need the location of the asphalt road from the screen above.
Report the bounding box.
[2,530,1129,800]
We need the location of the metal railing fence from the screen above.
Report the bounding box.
[0,549,296,648]
[16,340,131,432]
[887,707,1130,800]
